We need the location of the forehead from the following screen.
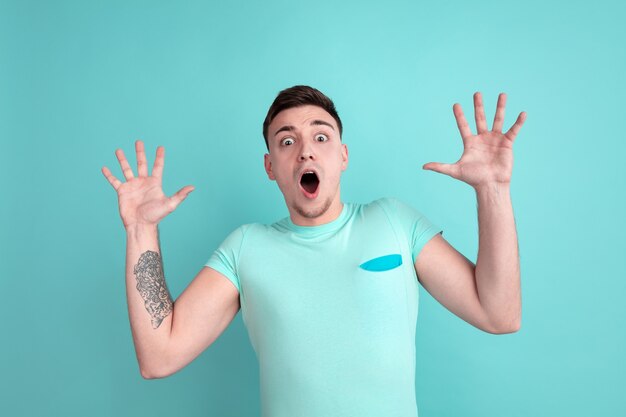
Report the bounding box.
[269,105,338,133]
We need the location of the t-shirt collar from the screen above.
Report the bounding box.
[283,202,352,236]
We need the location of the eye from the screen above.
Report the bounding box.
[281,137,294,146]
[315,134,328,142]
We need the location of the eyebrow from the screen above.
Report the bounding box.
[273,119,335,138]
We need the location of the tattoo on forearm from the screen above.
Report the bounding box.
[133,250,173,329]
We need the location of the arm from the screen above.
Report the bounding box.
[417,92,525,334]
[126,225,240,378]
[103,140,240,379]
[414,187,520,334]
[474,183,520,332]
[125,224,172,377]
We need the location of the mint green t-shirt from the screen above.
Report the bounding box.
[205,197,443,417]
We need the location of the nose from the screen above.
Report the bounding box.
[298,144,315,161]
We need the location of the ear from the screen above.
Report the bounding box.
[264,153,276,180]
[340,144,349,171]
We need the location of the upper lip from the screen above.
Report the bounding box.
[298,167,319,181]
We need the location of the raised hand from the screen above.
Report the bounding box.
[101,140,195,229]
[423,92,526,190]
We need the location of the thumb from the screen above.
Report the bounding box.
[422,162,459,178]
[168,185,195,210]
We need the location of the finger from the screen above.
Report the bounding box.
[492,93,507,133]
[167,185,195,211]
[504,111,527,142]
[115,148,135,180]
[473,92,488,134]
[453,103,473,141]
[136,139,148,177]
[152,146,165,179]
[101,166,123,191]
[422,162,461,179]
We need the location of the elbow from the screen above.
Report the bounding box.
[138,347,176,379]
[491,317,521,334]
[138,345,189,379]
[484,312,521,334]
[140,366,171,380]
[140,366,160,380]
[494,323,521,334]
[139,358,174,380]
[509,318,522,333]
[140,370,154,380]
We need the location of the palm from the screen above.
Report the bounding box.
[117,176,170,227]
[423,92,526,189]
[102,141,195,229]
[453,131,514,186]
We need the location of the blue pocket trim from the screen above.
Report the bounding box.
[359,254,403,272]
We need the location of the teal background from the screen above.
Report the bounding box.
[1,0,624,416]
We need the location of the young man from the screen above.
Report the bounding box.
[102,85,526,417]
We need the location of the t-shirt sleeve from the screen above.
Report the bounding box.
[204,225,249,293]
[384,197,444,263]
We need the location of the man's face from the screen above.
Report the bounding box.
[264,105,348,226]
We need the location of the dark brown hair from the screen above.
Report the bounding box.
[262,85,343,151]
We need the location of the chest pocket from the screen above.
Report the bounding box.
[359,254,403,271]
[352,201,419,341]
[355,252,405,307]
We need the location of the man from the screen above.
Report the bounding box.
[101,85,525,417]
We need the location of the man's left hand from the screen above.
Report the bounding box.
[423,92,526,190]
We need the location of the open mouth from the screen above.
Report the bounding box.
[300,171,320,197]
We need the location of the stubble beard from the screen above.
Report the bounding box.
[293,193,334,219]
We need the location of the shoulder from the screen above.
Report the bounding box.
[345,197,403,215]
[219,222,260,245]
[231,222,269,238]
[347,197,406,225]
[231,222,285,243]
[373,196,429,214]
[367,198,435,231]
[368,196,411,214]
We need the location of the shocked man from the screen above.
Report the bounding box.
[102,85,526,417]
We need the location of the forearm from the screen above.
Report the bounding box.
[125,224,174,378]
[474,183,521,333]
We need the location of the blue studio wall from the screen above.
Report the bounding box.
[1,0,624,416]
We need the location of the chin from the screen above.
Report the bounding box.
[293,195,334,219]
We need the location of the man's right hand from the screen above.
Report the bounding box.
[101,140,195,230]
[101,140,238,379]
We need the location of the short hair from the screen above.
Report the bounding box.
[262,85,343,151]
